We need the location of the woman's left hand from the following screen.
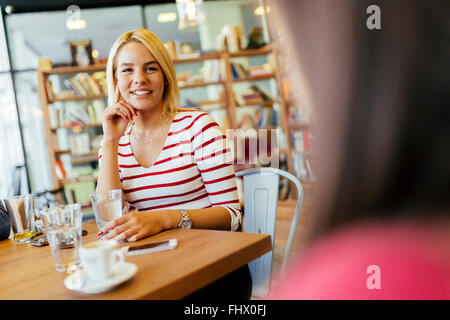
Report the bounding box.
[99,210,170,242]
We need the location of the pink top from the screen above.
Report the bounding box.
[275,219,450,299]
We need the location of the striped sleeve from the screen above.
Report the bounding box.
[191,112,242,231]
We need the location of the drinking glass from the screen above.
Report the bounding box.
[40,204,82,273]
[90,190,123,231]
[4,194,35,244]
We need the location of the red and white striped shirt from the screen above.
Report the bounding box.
[99,109,241,231]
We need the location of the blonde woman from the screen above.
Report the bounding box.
[97,29,251,299]
[97,28,242,240]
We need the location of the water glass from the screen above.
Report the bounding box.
[90,190,123,231]
[40,204,82,273]
[4,194,36,244]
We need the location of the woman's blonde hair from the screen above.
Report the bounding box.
[106,29,179,117]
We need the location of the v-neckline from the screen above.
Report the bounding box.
[128,116,175,169]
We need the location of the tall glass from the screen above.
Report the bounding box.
[4,194,36,243]
[90,190,123,231]
[40,204,82,273]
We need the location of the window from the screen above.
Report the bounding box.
[2,5,144,194]
[0,74,27,197]
[14,71,52,192]
[5,6,144,70]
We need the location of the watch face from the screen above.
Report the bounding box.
[179,210,192,229]
[182,219,192,229]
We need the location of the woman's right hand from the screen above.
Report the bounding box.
[102,85,138,142]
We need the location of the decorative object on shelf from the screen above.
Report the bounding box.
[246,27,265,50]
[70,40,94,67]
[38,58,53,70]
[217,25,244,52]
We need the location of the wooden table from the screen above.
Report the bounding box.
[0,220,271,299]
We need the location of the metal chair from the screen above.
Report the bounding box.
[236,167,304,298]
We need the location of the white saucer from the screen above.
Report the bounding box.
[64,262,138,294]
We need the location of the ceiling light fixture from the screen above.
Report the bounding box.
[254,6,270,16]
[176,0,205,30]
[158,12,178,23]
[66,5,86,30]
[66,19,86,30]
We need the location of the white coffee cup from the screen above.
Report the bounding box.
[79,240,125,282]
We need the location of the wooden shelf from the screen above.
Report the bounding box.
[291,150,313,158]
[179,80,225,89]
[51,123,102,131]
[173,52,222,64]
[232,74,276,82]
[41,64,107,75]
[289,121,310,130]
[54,149,98,162]
[230,46,272,58]
[70,152,99,165]
[49,93,107,103]
[236,101,274,108]
[61,174,98,186]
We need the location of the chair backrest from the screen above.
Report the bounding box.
[236,167,303,298]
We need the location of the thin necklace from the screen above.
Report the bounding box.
[131,118,170,144]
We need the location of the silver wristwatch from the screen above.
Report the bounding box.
[177,209,192,229]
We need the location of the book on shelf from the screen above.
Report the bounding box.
[237,114,255,130]
[64,181,96,205]
[46,79,56,99]
[290,128,313,152]
[237,106,278,129]
[292,152,309,180]
[92,71,107,94]
[201,60,222,82]
[48,105,63,128]
[219,25,243,53]
[49,100,105,128]
[64,102,92,125]
[234,63,248,78]
[230,64,239,79]
[55,160,67,179]
[65,78,86,96]
[248,64,273,77]
[235,84,275,106]
[87,104,96,123]
[77,72,102,96]
[288,104,310,124]
[229,63,273,80]
[249,84,274,102]
[92,100,106,123]
[180,99,218,110]
[63,72,105,97]
[256,107,278,128]
[69,133,90,155]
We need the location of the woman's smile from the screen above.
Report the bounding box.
[129,88,153,99]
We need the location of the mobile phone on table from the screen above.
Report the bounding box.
[123,239,177,256]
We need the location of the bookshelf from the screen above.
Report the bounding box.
[37,64,107,196]
[276,49,315,186]
[37,45,303,197]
